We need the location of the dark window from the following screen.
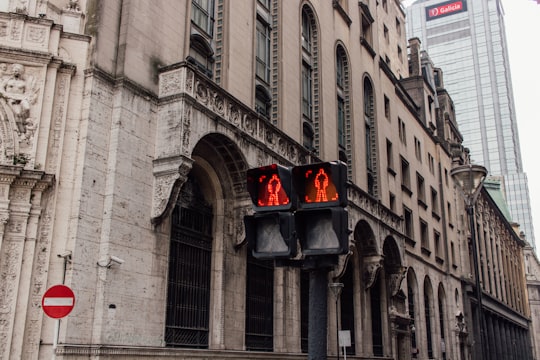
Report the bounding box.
[192,0,215,36]
[255,85,271,119]
[371,277,383,356]
[302,61,313,120]
[438,294,447,360]
[188,34,214,78]
[256,17,271,83]
[338,96,345,147]
[404,206,413,238]
[425,289,434,358]
[302,8,312,52]
[364,78,376,196]
[300,271,309,353]
[246,255,274,351]
[408,285,418,355]
[303,122,314,151]
[166,175,213,348]
[341,265,356,355]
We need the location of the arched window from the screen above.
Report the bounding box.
[407,284,418,358]
[245,255,274,351]
[424,279,434,358]
[340,264,356,355]
[363,78,376,196]
[336,44,351,176]
[371,276,384,356]
[438,285,447,360]
[166,174,213,348]
[301,5,319,153]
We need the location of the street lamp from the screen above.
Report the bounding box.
[329,282,344,360]
[450,163,487,360]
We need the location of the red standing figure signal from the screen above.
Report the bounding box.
[303,167,339,204]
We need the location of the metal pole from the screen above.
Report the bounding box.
[468,205,484,360]
[336,297,340,360]
[52,319,60,359]
[309,267,329,360]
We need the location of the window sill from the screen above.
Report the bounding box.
[401,184,412,197]
[360,37,376,58]
[333,0,352,26]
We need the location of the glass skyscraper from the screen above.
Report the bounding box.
[406,0,536,249]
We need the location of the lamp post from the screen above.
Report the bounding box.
[329,282,344,360]
[450,163,487,360]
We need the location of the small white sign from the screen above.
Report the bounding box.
[339,330,351,347]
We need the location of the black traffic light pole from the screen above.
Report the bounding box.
[304,256,338,360]
[308,266,329,360]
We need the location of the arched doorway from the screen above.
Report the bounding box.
[165,173,213,348]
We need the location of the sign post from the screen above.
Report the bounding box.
[42,285,75,357]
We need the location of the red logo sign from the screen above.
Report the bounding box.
[426,0,467,20]
[42,285,75,319]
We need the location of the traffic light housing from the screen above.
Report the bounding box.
[246,164,297,259]
[293,161,347,209]
[247,164,296,211]
[244,212,297,259]
[295,208,349,255]
[293,161,349,256]
[244,161,349,260]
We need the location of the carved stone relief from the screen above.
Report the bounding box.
[151,155,194,224]
[388,266,408,297]
[364,255,383,290]
[0,63,41,165]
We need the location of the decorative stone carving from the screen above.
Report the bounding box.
[159,68,184,98]
[364,255,383,290]
[0,63,40,165]
[151,155,194,225]
[65,0,81,12]
[388,266,408,297]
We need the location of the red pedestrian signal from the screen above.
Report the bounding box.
[293,161,347,209]
[247,164,295,211]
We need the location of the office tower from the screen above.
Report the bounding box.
[406,0,536,249]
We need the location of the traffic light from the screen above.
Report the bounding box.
[247,164,296,211]
[293,161,349,255]
[245,164,297,259]
[293,161,347,209]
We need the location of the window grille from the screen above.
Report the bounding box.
[166,206,213,348]
[246,255,274,351]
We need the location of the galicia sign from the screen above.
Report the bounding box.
[426,0,467,20]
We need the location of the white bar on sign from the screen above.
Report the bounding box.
[44,297,73,306]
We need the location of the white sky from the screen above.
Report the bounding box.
[403,0,540,249]
[501,0,540,248]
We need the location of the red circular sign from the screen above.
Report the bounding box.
[42,285,75,319]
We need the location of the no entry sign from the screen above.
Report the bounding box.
[42,285,75,319]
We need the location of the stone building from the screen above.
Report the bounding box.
[0,0,532,359]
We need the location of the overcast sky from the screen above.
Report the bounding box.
[499,0,540,249]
